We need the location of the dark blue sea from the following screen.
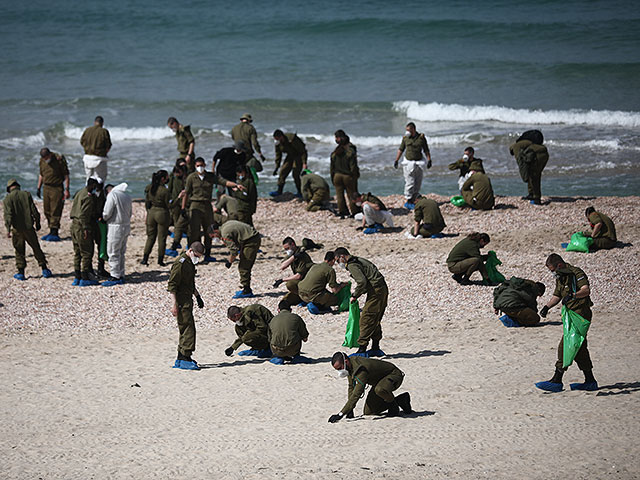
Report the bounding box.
[1,0,639,197]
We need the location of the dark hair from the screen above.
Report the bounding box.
[189,241,205,254]
[464,146,474,155]
[40,147,51,158]
[324,251,335,262]
[273,129,284,138]
[151,169,168,195]
[105,184,114,191]
[94,116,104,125]
[175,158,186,168]
[535,282,546,296]
[236,163,247,173]
[585,206,595,217]
[167,116,178,125]
[86,178,100,190]
[334,247,350,257]
[172,164,187,177]
[331,351,346,367]
[406,122,416,129]
[351,191,362,200]
[282,237,295,246]
[334,129,350,145]
[278,300,291,311]
[227,306,241,318]
[208,222,220,234]
[545,253,564,268]
[467,232,490,243]
[195,157,205,165]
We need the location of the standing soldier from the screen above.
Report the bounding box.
[273,237,314,308]
[167,117,196,172]
[268,301,309,364]
[231,113,266,176]
[142,170,171,267]
[333,247,388,356]
[409,195,446,238]
[167,242,205,370]
[231,163,258,226]
[70,178,100,286]
[271,129,307,197]
[209,220,261,298]
[509,129,548,205]
[166,163,188,257]
[393,122,432,210]
[80,115,111,182]
[224,303,273,357]
[330,130,360,218]
[37,147,70,241]
[535,254,598,392]
[583,206,617,251]
[3,179,51,280]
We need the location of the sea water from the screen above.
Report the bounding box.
[1,0,638,198]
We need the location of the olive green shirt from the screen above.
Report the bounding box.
[588,211,616,241]
[346,256,386,299]
[39,153,69,186]
[298,262,340,297]
[220,220,259,255]
[232,304,274,350]
[446,237,482,266]
[362,192,386,211]
[330,144,359,178]
[80,125,112,156]
[342,356,402,415]
[231,121,262,156]
[399,133,429,161]
[275,133,307,168]
[414,197,446,230]
[301,173,330,200]
[462,172,495,210]
[167,252,196,301]
[448,157,485,177]
[215,195,239,218]
[184,171,227,206]
[289,246,314,277]
[232,176,257,214]
[144,184,170,210]
[268,311,309,351]
[175,125,195,156]
[3,189,40,232]
[168,174,185,209]
[509,139,532,157]
[70,187,98,229]
[552,264,593,318]
[493,277,539,312]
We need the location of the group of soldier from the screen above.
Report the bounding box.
[3,113,620,421]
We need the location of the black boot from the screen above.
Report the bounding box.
[550,368,564,384]
[140,254,149,266]
[97,259,109,278]
[584,370,596,384]
[277,185,284,195]
[356,345,367,354]
[158,257,165,267]
[396,392,413,414]
[386,400,400,416]
[51,228,59,237]
[371,340,380,351]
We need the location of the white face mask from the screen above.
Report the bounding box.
[235,320,243,326]
[196,166,205,174]
[462,154,469,161]
[552,271,560,278]
[189,253,200,265]
[274,139,280,145]
[404,130,411,137]
[337,368,349,379]
[338,260,346,270]
[355,202,362,208]
[285,249,294,256]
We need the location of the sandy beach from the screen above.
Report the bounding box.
[1,193,639,479]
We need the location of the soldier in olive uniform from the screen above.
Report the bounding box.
[273,237,315,307]
[271,129,308,197]
[167,242,205,370]
[448,146,485,192]
[535,254,598,392]
[3,179,51,280]
[70,178,100,286]
[393,122,432,209]
[328,352,412,422]
[301,171,331,212]
[461,171,495,210]
[330,130,360,217]
[80,116,111,182]
[182,157,243,260]
[269,302,309,361]
[231,113,266,175]
[224,304,273,357]
[167,117,195,172]
[352,192,394,231]
[493,277,546,327]
[583,206,617,250]
[37,147,70,241]
[213,194,240,224]
[142,170,171,266]
[231,163,258,225]
[509,130,549,205]
[334,247,388,356]
[446,232,492,285]
[409,195,446,238]
[298,251,348,311]
[209,220,261,298]
[166,163,189,256]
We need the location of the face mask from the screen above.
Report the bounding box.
[189,253,200,265]
[274,139,280,145]
[285,249,294,256]
[235,320,243,326]
[238,175,245,180]
[355,202,362,207]
[90,189,98,195]
[338,261,346,270]
[44,158,51,164]
[196,166,205,174]
[337,368,349,379]
[462,154,469,161]
[404,131,411,137]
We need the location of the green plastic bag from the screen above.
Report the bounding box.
[565,232,593,253]
[485,250,505,284]
[336,281,352,312]
[451,195,466,207]
[561,306,591,368]
[342,300,360,348]
[98,221,108,261]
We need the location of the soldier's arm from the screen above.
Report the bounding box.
[251,129,262,156]
[348,264,368,299]
[591,222,603,237]
[394,138,406,166]
[181,177,191,210]
[341,370,368,415]
[79,196,94,229]
[185,129,195,157]
[106,131,112,153]
[299,320,309,342]
[328,268,341,291]
[274,146,282,169]
[4,200,12,234]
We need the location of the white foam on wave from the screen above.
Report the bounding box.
[64,125,174,141]
[297,132,495,148]
[393,101,640,128]
[547,139,640,152]
[0,132,46,149]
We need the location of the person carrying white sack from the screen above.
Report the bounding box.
[80,115,112,182]
[101,182,132,286]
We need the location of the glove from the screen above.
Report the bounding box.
[540,306,549,318]
[328,413,343,423]
[355,226,364,231]
[393,161,399,169]
[562,293,574,305]
[224,346,234,357]
[195,295,204,308]
[427,159,432,169]
[225,261,232,269]
[36,188,41,199]
[272,168,278,176]
[180,209,187,219]
[272,278,284,288]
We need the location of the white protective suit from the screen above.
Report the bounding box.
[355,203,394,227]
[102,183,132,279]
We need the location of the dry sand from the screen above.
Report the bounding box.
[1,192,639,479]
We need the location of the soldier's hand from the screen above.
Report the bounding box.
[36,188,41,199]
[561,293,574,305]
[83,229,88,240]
[225,260,232,269]
[427,159,432,169]
[272,278,284,288]
[540,306,549,318]
[350,297,357,304]
[195,295,204,309]
[328,413,343,423]
[272,168,278,176]
[171,304,178,317]
[64,189,70,200]
[35,223,41,231]
[393,161,399,169]
[224,346,234,356]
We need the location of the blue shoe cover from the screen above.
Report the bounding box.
[172,359,200,370]
[367,349,386,357]
[79,279,100,287]
[182,233,187,238]
[47,235,61,242]
[350,352,370,358]
[373,223,384,230]
[293,192,302,198]
[238,349,260,356]
[270,356,285,365]
[363,227,377,234]
[535,381,563,392]
[297,301,308,307]
[291,355,312,364]
[561,242,569,249]
[430,233,444,238]
[269,191,280,197]
[257,348,272,358]
[233,289,255,299]
[71,278,80,286]
[41,234,51,241]
[570,381,598,391]
[102,278,124,287]
[307,302,321,314]
[499,315,521,328]
[13,273,26,281]
[169,231,175,238]
[404,202,415,210]
[42,268,52,278]
[165,249,179,257]
[204,255,216,263]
